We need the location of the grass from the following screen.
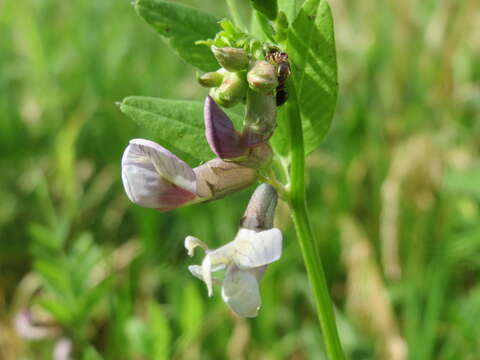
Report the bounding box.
[0,0,479,359]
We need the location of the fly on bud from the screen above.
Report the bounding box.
[211,46,249,72]
[247,60,278,93]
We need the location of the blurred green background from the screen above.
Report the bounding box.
[1,0,479,359]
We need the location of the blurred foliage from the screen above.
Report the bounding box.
[0,0,479,359]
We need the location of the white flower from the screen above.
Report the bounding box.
[185,228,282,317]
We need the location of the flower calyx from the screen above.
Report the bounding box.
[211,46,249,72]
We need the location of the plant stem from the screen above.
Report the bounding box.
[285,83,345,360]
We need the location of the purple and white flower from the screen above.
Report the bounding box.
[121,96,274,212]
[184,227,282,317]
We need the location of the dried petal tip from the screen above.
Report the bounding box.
[211,46,249,72]
[247,61,278,93]
[204,96,246,159]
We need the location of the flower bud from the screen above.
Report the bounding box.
[194,158,257,200]
[211,46,249,72]
[198,71,223,88]
[209,70,247,108]
[242,90,277,147]
[247,61,278,93]
[204,96,246,159]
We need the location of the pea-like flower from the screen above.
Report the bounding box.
[121,96,274,211]
[185,183,282,317]
[185,227,282,317]
[121,138,257,211]
[121,138,198,211]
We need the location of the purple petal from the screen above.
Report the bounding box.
[121,139,197,209]
[204,96,246,159]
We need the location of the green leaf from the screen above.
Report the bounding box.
[120,96,242,165]
[178,282,203,339]
[287,0,338,155]
[35,259,72,300]
[147,301,171,360]
[278,0,298,23]
[270,108,289,156]
[38,298,72,326]
[82,346,104,360]
[443,168,480,198]
[125,318,149,357]
[135,0,221,72]
[250,0,278,20]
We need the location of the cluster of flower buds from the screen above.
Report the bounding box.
[199,46,279,103]
[199,44,280,145]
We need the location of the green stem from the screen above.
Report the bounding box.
[285,83,345,360]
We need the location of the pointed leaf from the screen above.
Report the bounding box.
[287,0,338,155]
[120,96,242,164]
[135,0,221,71]
[179,282,203,339]
[147,301,171,360]
[250,0,278,20]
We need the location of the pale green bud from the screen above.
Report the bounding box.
[242,90,277,146]
[211,46,249,72]
[198,71,223,88]
[209,70,247,108]
[247,61,278,93]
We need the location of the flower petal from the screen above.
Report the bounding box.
[188,265,224,283]
[184,236,209,257]
[204,96,246,159]
[232,228,282,269]
[128,139,196,192]
[202,255,214,297]
[121,139,196,209]
[221,265,261,318]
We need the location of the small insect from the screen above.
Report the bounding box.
[266,48,291,106]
